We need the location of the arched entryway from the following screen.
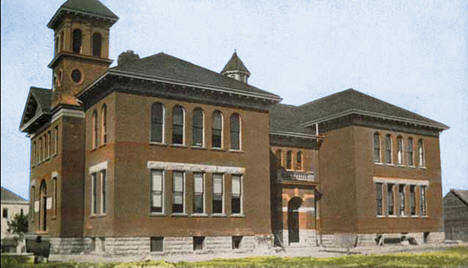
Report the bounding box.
[288,197,302,244]
[39,180,47,232]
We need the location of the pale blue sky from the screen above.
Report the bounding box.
[1,0,467,199]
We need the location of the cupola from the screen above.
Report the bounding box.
[221,51,251,84]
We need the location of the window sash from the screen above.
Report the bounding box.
[410,186,416,215]
[91,173,97,214]
[418,140,425,167]
[286,151,292,169]
[213,175,223,195]
[151,170,163,213]
[385,135,392,163]
[420,186,427,216]
[232,175,241,197]
[194,173,204,214]
[213,174,223,214]
[376,183,383,216]
[399,185,405,216]
[172,172,184,213]
[151,103,164,143]
[407,139,414,166]
[397,138,403,165]
[387,184,394,215]
[373,134,380,162]
[101,170,106,214]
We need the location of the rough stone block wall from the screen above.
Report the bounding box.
[49,237,93,254]
[105,237,150,255]
[163,237,194,254]
[425,232,445,243]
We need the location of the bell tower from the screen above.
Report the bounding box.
[47,0,118,108]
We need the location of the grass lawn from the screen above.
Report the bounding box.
[2,246,467,268]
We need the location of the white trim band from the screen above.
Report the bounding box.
[52,108,85,123]
[89,161,108,174]
[373,176,429,186]
[147,161,245,174]
[282,207,315,213]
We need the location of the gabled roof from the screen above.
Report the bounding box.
[19,87,52,133]
[48,0,118,29]
[1,187,28,203]
[298,89,449,130]
[448,189,468,206]
[104,52,280,101]
[221,52,251,76]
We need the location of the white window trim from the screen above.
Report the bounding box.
[89,161,108,216]
[373,177,429,186]
[146,161,245,174]
[192,172,205,215]
[172,171,186,215]
[100,170,106,215]
[231,174,244,216]
[150,103,166,145]
[212,174,225,216]
[150,169,165,215]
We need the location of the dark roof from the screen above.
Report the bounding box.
[19,87,52,132]
[449,189,468,206]
[109,52,280,100]
[269,104,314,136]
[221,52,251,76]
[298,89,448,130]
[48,0,118,28]
[269,88,448,137]
[1,187,27,202]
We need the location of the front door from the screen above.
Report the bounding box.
[288,197,302,244]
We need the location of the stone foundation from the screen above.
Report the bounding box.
[49,235,271,255]
[319,232,445,248]
[275,229,317,247]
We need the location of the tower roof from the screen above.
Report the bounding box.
[221,52,251,76]
[48,0,119,29]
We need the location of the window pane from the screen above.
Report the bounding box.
[399,185,405,216]
[373,133,380,162]
[173,173,183,192]
[151,103,164,143]
[286,151,292,169]
[387,184,394,215]
[194,195,203,213]
[172,106,184,144]
[385,135,392,164]
[212,112,222,148]
[376,183,382,216]
[152,171,163,191]
[194,174,203,193]
[213,175,223,194]
[152,193,162,207]
[232,198,241,214]
[232,175,241,196]
[192,109,204,146]
[230,114,240,150]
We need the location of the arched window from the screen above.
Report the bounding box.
[212,111,223,148]
[101,105,107,145]
[92,110,98,149]
[373,133,381,163]
[385,134,392,164]
[92,33,102,57]
[418,139,425,167]
[286,151,292,170]
[397,136,403,165]
[192,108,204,147]
[296,151,303,170]
[407,137,414,166]
[230,113,241,150]
[276,150,282,168]
[151,103,164,143]
[72,29,82,54]
[172,106,185,145]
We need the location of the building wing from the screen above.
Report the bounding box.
[19,87,52,134]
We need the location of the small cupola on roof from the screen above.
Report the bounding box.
[221,51,251,84]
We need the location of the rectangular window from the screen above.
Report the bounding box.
[212,174,224,214]
[387,184,394,215]
[172,171,184,213]
[397,137,403,165]
[54,126,59,155]
[101,170,107,214]
[193,173,204,214]
[193,236,205,251]
[150,237,164,252]
[2,208,8,219]
[231,175,242,215]
[232,236,243,249]
[399,185,405,216]
[407,138,414,166]
[420,186,427,216]
[410,185,416,216]
[91,173,98,215]
[45,132,49,159]
[151,170,163,213]
[385,135,392,164]
[376,183,383,216]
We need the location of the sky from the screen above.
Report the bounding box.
[1,0,467,199]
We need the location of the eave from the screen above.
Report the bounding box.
[47,8,118,29]
[48,52,113,69]
[301,108,449,131]
[77,69,282,103]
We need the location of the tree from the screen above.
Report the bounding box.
[7,212,28,239]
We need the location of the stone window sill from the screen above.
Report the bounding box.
[191,146,207,150]
[211,148,225,152]
[230,214,245,218]
[374,162,384,166]
[171,213,188,217]
[149,142,167,147]
[191,213,208,217]
[170,144,187,148]
[212,213,226,217]
[228,149,243,153]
